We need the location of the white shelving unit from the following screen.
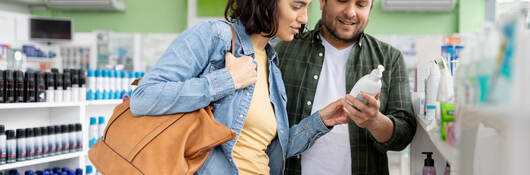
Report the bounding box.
[0,100,121,172]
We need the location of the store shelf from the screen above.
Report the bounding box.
[86,100,123,106]
[416,116,458,165]
[0,102,82,110]
[26,57,56,63]
[0,152,83,171]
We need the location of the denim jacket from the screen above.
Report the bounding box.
[130,19,330,175]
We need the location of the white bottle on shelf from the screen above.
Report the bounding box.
[98,116,105,142]
[121,71,129,99]
[89,117,98,148]
[95,70,103,100]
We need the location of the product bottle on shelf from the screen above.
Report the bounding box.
[95,70,103,100]
[0,125,6,164]
[5,70,15,103]
[36,72,46,102]
[87,69,95,101]
[79,69,86,101]
[54,72,63,103]
[71,69,79,102]
[16,128,26,161]
[63,70,72,102]
[45,72,55,103]
[14,70,25,103]
[89,117,97,148]
[120,70,128,99]
[25,72,36,102]
[0,70,5,103]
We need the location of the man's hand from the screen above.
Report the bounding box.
[319,99,350,127]
[342,92,394,143]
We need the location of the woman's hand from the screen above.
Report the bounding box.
[319,99,350,127]
[225,53,257,90]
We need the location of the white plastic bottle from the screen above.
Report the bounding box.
[425,60,441,121]
[87,69,96,100]
[104,70,110,100]
[89,117,98,148]
[348,65,385,104]
[95,70,103,100]
[120,71,129,99]
[98,116,105,142]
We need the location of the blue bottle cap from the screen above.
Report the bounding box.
[24,171,34,175]
[61,168,68,173]
[85,166,93,174]
[90,117,97,125]
[140,72,145,77]
[120,70,127,78]
[75,169,82,175]
[67,170,74,175]
[95,70,101,77]
[98,116,105,124]
[36,171,43,175]
[134,72,140,78]
[129,71,135,78]
[87,69,94,77]
[112,70,118,78]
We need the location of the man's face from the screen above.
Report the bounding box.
[320,0,372,42]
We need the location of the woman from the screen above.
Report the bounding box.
[130,0,350,174]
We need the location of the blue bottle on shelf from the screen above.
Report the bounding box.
[95,70,102,100]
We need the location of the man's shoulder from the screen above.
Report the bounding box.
[362,33,401,54]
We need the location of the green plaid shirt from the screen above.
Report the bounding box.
[274,23,417,175]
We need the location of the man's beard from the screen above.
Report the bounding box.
[322,19,362,43]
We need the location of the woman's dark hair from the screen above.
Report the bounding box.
[225,0,279,38]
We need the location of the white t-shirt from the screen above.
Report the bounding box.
[301,35,354,175]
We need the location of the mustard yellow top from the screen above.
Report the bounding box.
[232,48,278,175]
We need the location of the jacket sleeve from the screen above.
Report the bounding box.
[371,50,417,152]
[130,21,235,116]
[285,111,331,157]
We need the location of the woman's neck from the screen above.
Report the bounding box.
[250,33,270,52]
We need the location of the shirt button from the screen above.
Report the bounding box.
[318,52,323,57]
[313,75,318,80]
[239,114,244,118]
[307,101,312,106]
[280,130,284,133]
[246,92,250,96]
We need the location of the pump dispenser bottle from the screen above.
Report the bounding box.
[422,152,436,175]
[349,65,385,104]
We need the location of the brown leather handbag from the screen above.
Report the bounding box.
[88,25,238,175]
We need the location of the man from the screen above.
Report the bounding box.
[274,0,417,174]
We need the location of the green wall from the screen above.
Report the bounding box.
[30,0,484,35]
[31,0,187,33]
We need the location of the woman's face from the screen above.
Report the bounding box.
[276,0,312,41]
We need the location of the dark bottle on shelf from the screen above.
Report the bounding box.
[5,70,15,103]
[36,72,46,102]
[14,70,25,103]
[0,70,5,103]
[16,128,26,161]
[63,70,72,102]
[25,72,36,102]
[45,72,55,103]
[54,72,63,102]
[6,130,16,163]
[25,128,35,160]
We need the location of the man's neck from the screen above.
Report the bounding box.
[320,26,356,50]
